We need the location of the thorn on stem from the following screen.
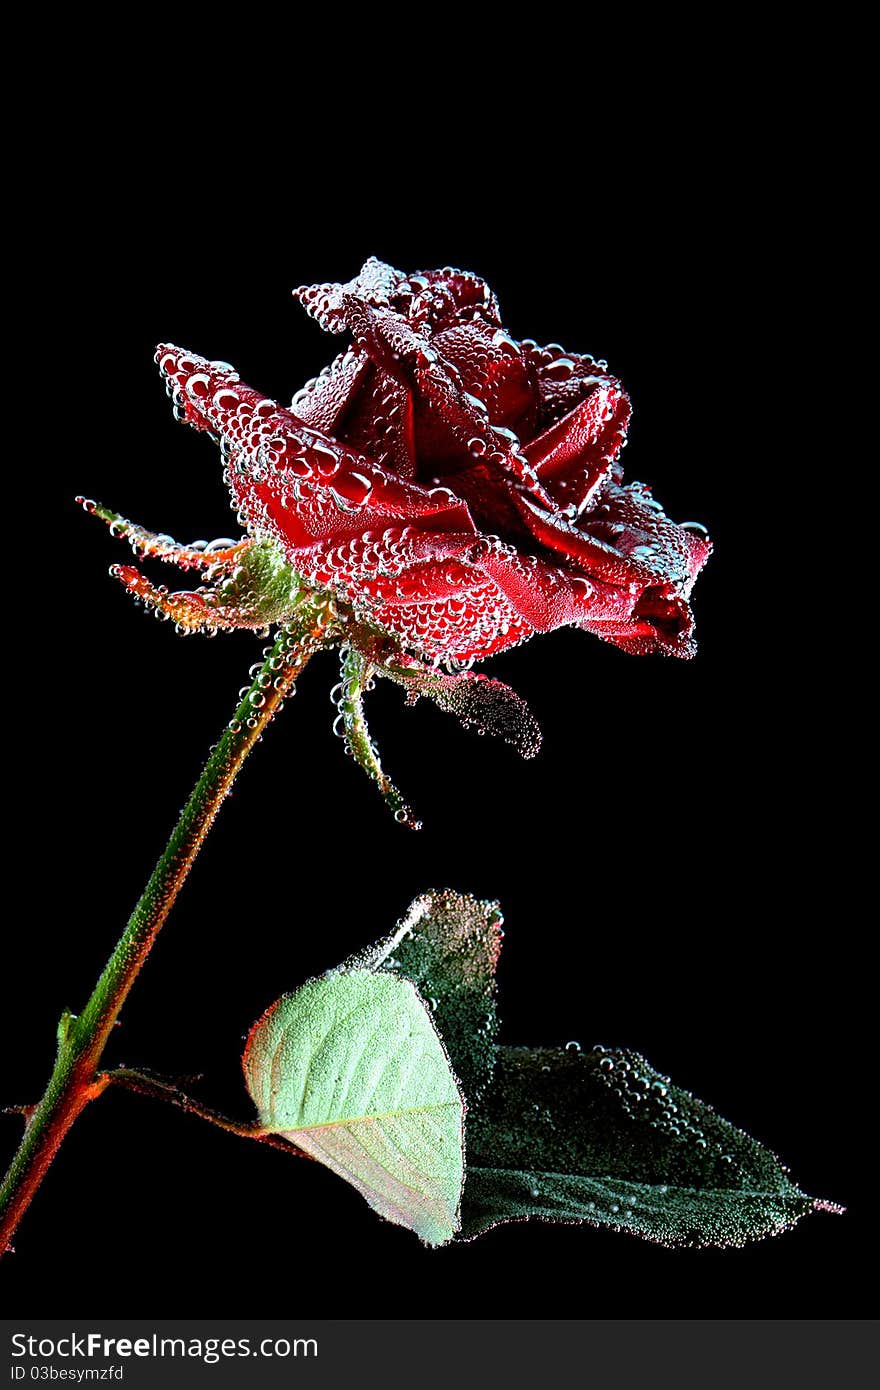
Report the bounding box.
[1,1104,37,1122]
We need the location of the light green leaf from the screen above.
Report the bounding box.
[462,1047,828,1246]
[352,890,503,1105]
[243,969,464,1245]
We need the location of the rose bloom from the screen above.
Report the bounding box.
[149,258,709,666]
[83,260,712,824]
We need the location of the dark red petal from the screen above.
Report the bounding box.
[479,545,700,659]
[610,588,698,658]
[523,341,617,426]
[523,377,632,512]
[357,557,489,605]
[331,368,417,480]
[363,537,700,660]
[405,267,502,329]
[289,346,371,435]
[431,321,539,437]
[513,492,658,588]
[292,256,405,331]
[369,583,534,663]
[229,448,478,567]
[577,481,713,587]
[327,303,547,499]
[154,340,487,569]
[155,342,457,514]
[340,293,430,380]
[357,532,641,658]
[293,530,488,597]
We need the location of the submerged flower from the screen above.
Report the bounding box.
[81,259,711,824]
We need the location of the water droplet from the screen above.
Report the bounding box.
[186,373,211,400]
[544,356,576,380]
[310,441,340,476]
[491,329,519,357]
[334,471,374,507]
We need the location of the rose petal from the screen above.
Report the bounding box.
[577,481,713,590]
[430,322,539,437]
[292,256,405,331]
[524,341,618,427]
[290,347,371,435]
[405,267,502,329]
[155,343,477,546]
[513,492,658,588]
[523,377,631,512]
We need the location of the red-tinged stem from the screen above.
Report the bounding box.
[0,608,335,1256]
[104,1068,312,1160]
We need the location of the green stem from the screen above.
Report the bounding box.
[0,608,333,1256]
[337,648,421,830]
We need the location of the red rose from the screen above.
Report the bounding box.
[154,257,710,665]
[82,260,713,824]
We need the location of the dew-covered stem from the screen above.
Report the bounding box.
[103,1068,312,1159]
[0,606,335,1257]
[335,647,421,830]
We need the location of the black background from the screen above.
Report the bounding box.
[1,55,864,1319]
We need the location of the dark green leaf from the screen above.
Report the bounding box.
[462,1047,825,1246]
[353,890,503,1105]
[381,661,542,758]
